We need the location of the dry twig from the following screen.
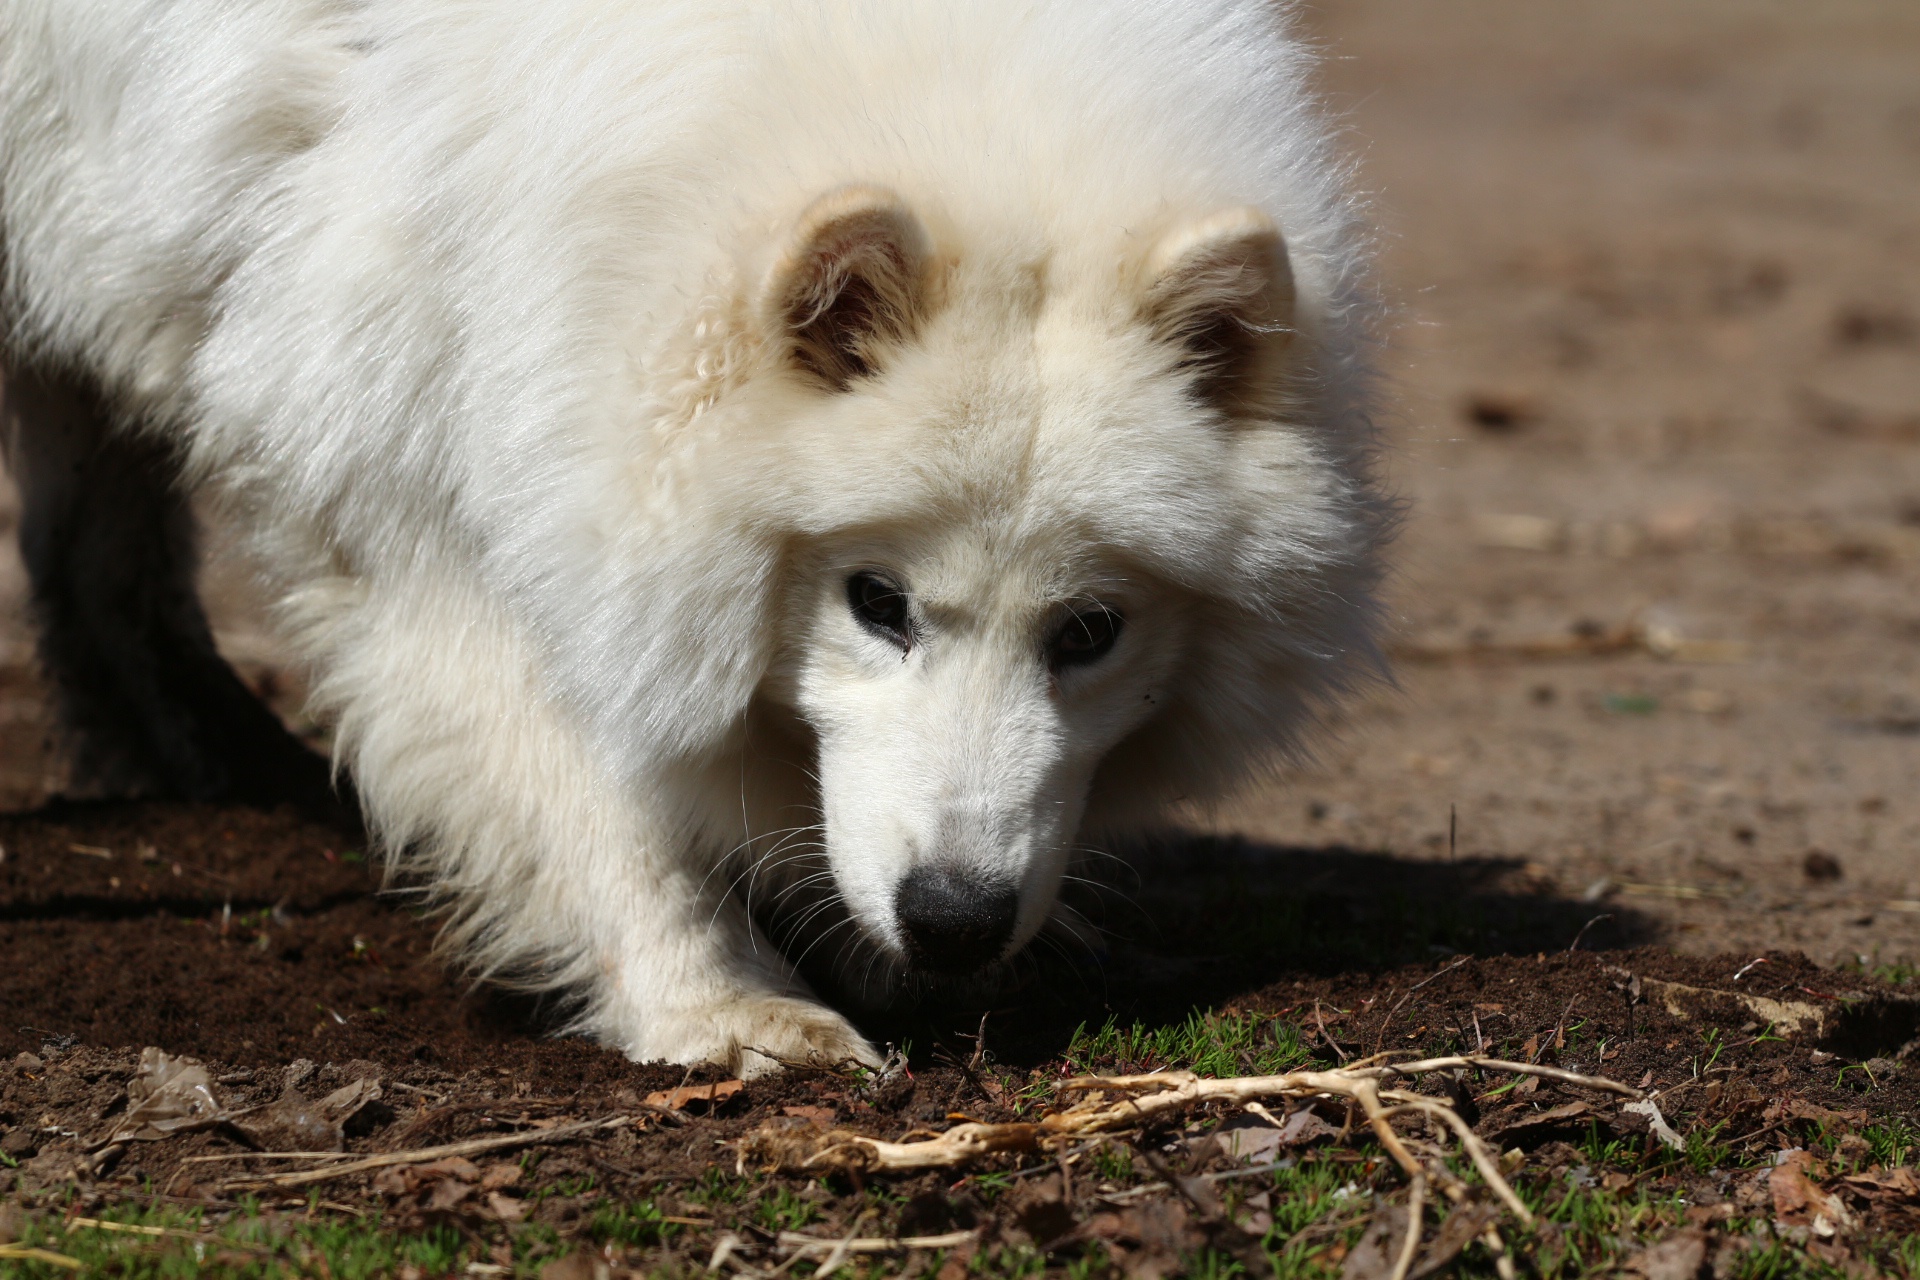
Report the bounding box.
[221,1116,625,1190]
[737,1052,1639,1262]
[1389,1174,1427,1280]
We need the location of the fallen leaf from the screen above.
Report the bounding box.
[1771,1150,1852,1237]
[426,1176,473,1213]
[1840,1167,1920,1201]
[645,1079,744,1111]
[486,1190,528,1223]
[780,1105,837,1124]
[1338,1203,1408,1280]
[538,1251,612,1280]
[229,1078,383,1153]
[480,1162,522,1191]
[1486,1099,1596,1149]
[1783,1099,1869,1128]
[1200,1109,1333,1164]
[417,1156,480,1181]
[1276,1106,1340,1146]
[1408,1204,1498,1280]
[105,1049,224,1143]
[1622,1228,1707,1280]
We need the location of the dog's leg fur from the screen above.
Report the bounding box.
[294,569,876,1074]
[0,359,338,810]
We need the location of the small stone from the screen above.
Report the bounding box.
[0,1129,37,1160]
[11,1054,42,1073]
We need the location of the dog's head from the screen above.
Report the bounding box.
[728,186,1384,985]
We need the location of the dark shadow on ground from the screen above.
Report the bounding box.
[862,832,1660,1069]
[0,802,1659,1072]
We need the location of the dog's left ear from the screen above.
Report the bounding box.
[1141,207,1295,415]
[764,185,931,391]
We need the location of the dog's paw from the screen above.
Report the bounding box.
[631,994,880,1079]
[729,995,881,1078]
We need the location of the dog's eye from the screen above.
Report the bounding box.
[1050,606,1124,671]
[847,571,913,648]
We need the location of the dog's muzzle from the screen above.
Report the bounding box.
[894,865,1017,973]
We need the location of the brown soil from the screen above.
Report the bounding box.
[1,805,1914,1229]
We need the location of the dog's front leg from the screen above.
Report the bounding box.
[568,843,880,1077]
[312,573,877,1077]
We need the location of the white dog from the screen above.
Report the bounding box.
[0,0,1388,1073]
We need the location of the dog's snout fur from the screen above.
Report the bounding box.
[894,865,1018,973]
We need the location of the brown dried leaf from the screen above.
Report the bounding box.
[645,1080,744,1111]
[1840,1167,1920,1202]
[1407,1204,1498,1280]
[1338,1203,1407,1280]
[105,1048,223,1143]
[426,1177,474,1212]
[1622,1228,1708,1280]
[486,1190,528,1223]
[480,1162,522,1191]
[1770,1151,1853,1237]
[229,1078,382,1153]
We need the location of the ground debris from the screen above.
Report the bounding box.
[101,1048,224,1144]
[1620,1228,1708,1280]
[229,1076,383,1152]
[375,1154,527,1228]
[643,1079,742,1112]
[1770,1150,1855,1238]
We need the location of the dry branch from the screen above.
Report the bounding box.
[776,1229,978,1256]
[221,1116,625,1190]
[739,1053,1642,1272]
[0,1243,83,1270]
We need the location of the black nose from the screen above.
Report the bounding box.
[895,866,1018,973]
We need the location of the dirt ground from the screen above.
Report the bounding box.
[1,804,1917,1274]
[0,0,1911,966]
[1226,0,1920,969]
[0,0,1918,1274]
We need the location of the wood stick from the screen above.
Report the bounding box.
[64,1217,202,1239]
[0,1243,83,1269]
[222,1116,625,1189]
[1380,1092,1533,1225]
[179,1151,364,1165]
[1388,1174,1426,1280]
[1383,1056,1642,1098]
[776,1229,978,1255]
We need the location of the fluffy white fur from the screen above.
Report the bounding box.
[0,0,1388,1072]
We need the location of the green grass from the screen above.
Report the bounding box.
[1064,1009,1313,1077]
[5,1200,477,1279]
[754,1183,823,1233]
[588,1197,679,1247]
[1808,1115,1920,1170]
[1838,954,1918,986]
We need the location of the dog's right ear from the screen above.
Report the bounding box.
[1140,207,1295,417]
[763,186,930,391]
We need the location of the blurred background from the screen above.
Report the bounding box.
[0,0,1914,970]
